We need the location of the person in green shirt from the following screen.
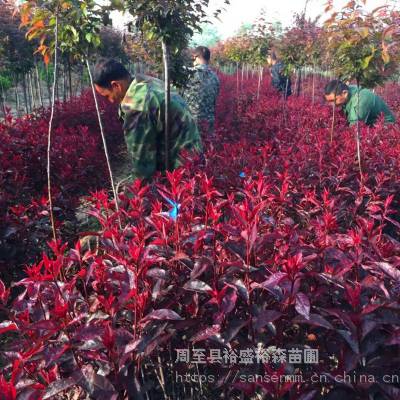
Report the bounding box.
[93,59,202,182]
[324,80,396,126]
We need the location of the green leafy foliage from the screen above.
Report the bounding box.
[324,0,400,87]
[0,0,35,76]
[277,13,322,75]
[111,0,229,86]
[20,0,105,62]
[213,13,274,68]
[190,23,221,48]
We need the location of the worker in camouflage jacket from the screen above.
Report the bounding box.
[183,46,220,134]
[267,51,292,99]
[94,59,202,183]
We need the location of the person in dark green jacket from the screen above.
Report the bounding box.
[267,51,292,99]
[324,80,396,126]
[93,59,202,182]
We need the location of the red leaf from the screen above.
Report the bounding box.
[295,292,311,320]
[141,309,183,323]
[0,321,18,335]
[253,310,283,331]
[375,262,400,281]
[0,279,10,304]
[220,287,237,314]
[293,313,333,330]
[259,272,288,289]
[190,325,221,343]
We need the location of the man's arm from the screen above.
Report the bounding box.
[183,69,202,118]
[214,75,220,108]
[122,108,158,180]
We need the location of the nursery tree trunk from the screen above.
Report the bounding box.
[355,78,363,183]
[47,15,59,241]
[22,74,29,114]
[257,66,262,100]
[161,39,170,172]
[67,58,73,100]
[46,66,51,106]
[35,64,44,107]
[14,75,20,117]
[0,81,6,118]
[62,63,67,102]
[29,72,36,110]
[296,68,302,97]
[330,102,336,143]
[86,58,120,225]
[311,66,316,106]
[236,62,239,98]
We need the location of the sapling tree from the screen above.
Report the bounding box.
[277,13,312,97]
[247,11,274,99]
[0,0,35,114]
[20,0,121,237]
[223,35,253,97]
[324,0,400,181]
[304,22,324,105]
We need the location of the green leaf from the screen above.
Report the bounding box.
[361,54,374,70]
[85,32,93,43]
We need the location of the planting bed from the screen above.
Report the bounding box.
[1,74,400,399]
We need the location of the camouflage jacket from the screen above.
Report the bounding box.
[271,62,292,97]
[118,74,202,181]
[182,64,220,123]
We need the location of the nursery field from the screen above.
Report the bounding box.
[1,73,400,399]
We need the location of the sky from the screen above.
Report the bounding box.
[111,0,394,39]
[206,0,392,38]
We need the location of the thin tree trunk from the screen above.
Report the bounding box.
[236,62,239,98]
[26,73,32,112]
[22,74,29,114]
[14,76,20,117]
[47,15,59,241]
[80,65,85,95]
[35,64,44,107]
[74,64,81,97]
[29,72,36,110]
[32,69,39,107]
[312,70,316,106]
[0,81,6,118]
[68,58,73,99]
[56,65,60,102]
[330,102,336,143]
[256,66,262,100]
[46,66,51,105]
[355,80,363,183]
[283,78,289,127]
[161,40,170,172]
[62,63,67,102]
[73,64,79,97]
[86,58,121,225]
[296,68,302,97]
